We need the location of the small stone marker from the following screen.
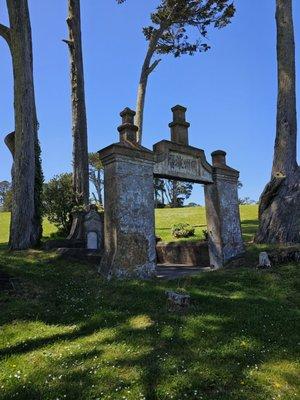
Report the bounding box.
[166,291,190,312]
[258,252,272,268]
[87,231,98,250]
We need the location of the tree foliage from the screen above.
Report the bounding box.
[135,0,235,142]
[144,0,235,58]
[154,178,193,207]
[43,173,76,235]
[0,181,12,211]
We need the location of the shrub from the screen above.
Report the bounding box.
[171,223,195,238]
[43,173,76,236]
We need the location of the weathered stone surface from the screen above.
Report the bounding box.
[67,205,104,250]
[166,291,190,312]
[154,141,213,183]
[258,252,272,268]
[154,105,212,183]
[204,151,245,268]
[169,105,190,146]
[98,108,156,279]
[156,241,209,266]
[87,232,98,250]
[99,156,156,279]
[97,106,246,277]
[83,206,104,250]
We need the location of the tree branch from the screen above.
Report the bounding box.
[147,59,162,75]
[62,39,74,47]
[0,23,11,46]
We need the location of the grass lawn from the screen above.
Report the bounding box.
[0,205,258,245]
[155,205,258,243]
[0,212,57,245]
[0,206,299,399]
[0,249,299,399]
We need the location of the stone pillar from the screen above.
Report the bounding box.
[169,105,190,146]
[98,108,156,279]
[204,150,244,268]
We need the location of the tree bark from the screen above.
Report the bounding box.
[1,0,42,249]
[135,28,163,144]
[256,0,300,244]
[65,0,89,206]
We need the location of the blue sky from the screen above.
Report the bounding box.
[0,0,299,204]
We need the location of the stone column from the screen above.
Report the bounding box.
[98,108,156,279]
[204,150,244,268]
[169,105,190,145]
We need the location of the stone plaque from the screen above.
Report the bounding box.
[153,141,213,184]
[87,231,98,250]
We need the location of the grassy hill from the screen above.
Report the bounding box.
[0,205,258,245]
[155,205,258,242]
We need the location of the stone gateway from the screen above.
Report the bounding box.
[98,106,245,279]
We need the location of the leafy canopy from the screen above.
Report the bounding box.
[144,0,235,57]
[43,173,76,235]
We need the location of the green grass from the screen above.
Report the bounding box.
[0,212,10,244]
[0,212,57,245]
[0,248,299,400]
[0,205,258,246]
[0,206,299,399]
[155,205,258,243]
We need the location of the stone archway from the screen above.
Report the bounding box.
[98,106,244,279]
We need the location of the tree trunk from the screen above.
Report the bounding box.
[135,74,148,145]
[96,169,103,204]
[256,0,300,244]
[65,0,89,206]
[135,28,164,144]
[0,0,42,250]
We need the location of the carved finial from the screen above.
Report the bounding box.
[169,105,190,146]
[118,108,138,143]
[211,150,227,166]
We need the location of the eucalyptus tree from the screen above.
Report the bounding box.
[135,0,235,143]
[64,0,89,207]
[256,0,300,243]
[0,0,43,249]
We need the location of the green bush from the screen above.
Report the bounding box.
[171,223,195,238]
[43,173,76,236]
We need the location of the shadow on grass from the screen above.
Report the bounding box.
[241,219,259,242]
[0,249,299,399]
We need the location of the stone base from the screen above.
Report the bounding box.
[56,248,102,264]
[156,241,209,266]
[42,239,84,251]
[99,256,156,280]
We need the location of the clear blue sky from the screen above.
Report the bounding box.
[0,0,299,204]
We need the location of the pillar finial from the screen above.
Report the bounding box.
[169,105,190,146]
[118,107,138,144]
[211,150,227,166]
